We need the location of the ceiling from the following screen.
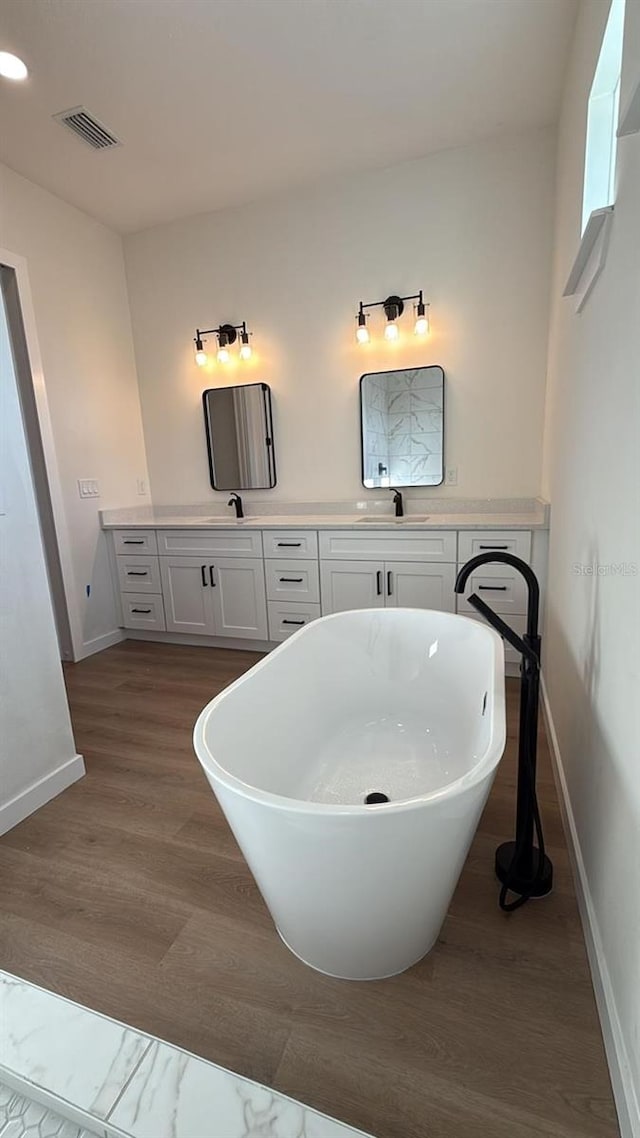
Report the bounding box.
[0,0,577,234]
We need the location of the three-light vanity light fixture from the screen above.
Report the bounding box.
[356,291,430,344]
[194,321,253,366]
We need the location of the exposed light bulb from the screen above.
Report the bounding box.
[414,298,430,336]
[384,319,399,341]
[217,346,230,364]
[195,349,207,366]
[239,328,252,360]
[0,52,28,81]
[356,305,370,344]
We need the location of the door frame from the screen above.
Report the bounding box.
[0,247,80,660]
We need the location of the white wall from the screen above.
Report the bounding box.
[124,128,555,507]
[542,1,640,1132]
[0,163,150,659]
[0,282,83,834]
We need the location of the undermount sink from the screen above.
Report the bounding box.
[356,515,430,523]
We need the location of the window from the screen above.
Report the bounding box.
[582,0,625,232]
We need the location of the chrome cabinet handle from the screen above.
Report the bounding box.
[209,565,216,587]
[376,570,382,596]
[280,577,303,583]
[123,539,144,544]
[478,584,508,591]
[387,570,393,596]
[131,607,151,614]
[282,619,304,625]
[127,570,148,576]
[277,542,302,547]
[201,565,208,587]
[479,544,509,550]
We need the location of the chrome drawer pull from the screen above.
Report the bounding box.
[282,619,305,625]
[127,570,148,576]
[131,607,151,614]
[478,585,508,591]
[280,577,303,583]
[277,542,302,547]
[123,539,145,544]
[479,544,509,550]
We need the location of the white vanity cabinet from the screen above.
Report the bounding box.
[319,530,457,616]
[263,529,321,640]
[109,521,539,669]
[159,554,267,640]
[114,528,268,642]
[320,560,457,613]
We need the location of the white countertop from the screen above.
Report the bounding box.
[100,497,549,531]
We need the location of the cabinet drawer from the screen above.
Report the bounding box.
[456,564,527,616]
[157,529,263,557]
[113,529,158,554]
[458,530,531,563]
[268,601,321,642]
[263,530,318,559]
[117,554,162,594]
[319,530,456,563]
[120,592,166,631]
[265,559,320,603]
[463,611,527,669]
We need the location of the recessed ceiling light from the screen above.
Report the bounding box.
[0,52,28,81]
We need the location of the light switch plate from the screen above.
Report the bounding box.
[78,478,100,498]
[445,466,458,486]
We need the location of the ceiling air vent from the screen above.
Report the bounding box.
[52,106,122,150]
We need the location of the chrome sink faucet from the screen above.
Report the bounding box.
[390,488,404,517]
[228,492,244,519]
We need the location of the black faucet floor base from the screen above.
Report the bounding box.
[495,841,554,898]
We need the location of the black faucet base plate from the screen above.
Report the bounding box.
[495,841,553,898]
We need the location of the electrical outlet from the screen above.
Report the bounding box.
[78,478,100,499]
[137,478,147,496]
[445,466,458,486]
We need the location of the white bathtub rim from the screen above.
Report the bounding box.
[193,608,506,816]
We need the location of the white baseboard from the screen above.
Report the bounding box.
[0,754,85,836]
[540,676,639,1138]
[75,628,124,661]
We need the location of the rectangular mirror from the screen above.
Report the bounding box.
[203,382,276,490]
[360,366,444,488]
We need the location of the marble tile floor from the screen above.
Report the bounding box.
[0,972,371,1138]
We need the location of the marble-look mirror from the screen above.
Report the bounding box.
[360,366,444,488]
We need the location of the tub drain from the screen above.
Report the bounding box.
[364,791,389,804]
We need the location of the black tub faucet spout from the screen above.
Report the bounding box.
[454,551,553,910]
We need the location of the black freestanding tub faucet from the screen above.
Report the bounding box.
[454,551,553,911]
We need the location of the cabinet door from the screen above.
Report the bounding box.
[159,557,216,634]
[384,562,456,612]
[320,560,384,614]
[210,558,268,640]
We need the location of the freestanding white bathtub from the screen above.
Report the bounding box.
[193,608,506,980]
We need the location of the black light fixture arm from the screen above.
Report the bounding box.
[358,289,425,318]
[194,319,248,347]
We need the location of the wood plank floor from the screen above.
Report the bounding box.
[0,641,618,1138]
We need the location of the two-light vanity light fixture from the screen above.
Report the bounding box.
[194,321,253,366]
[356,291,430,344]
